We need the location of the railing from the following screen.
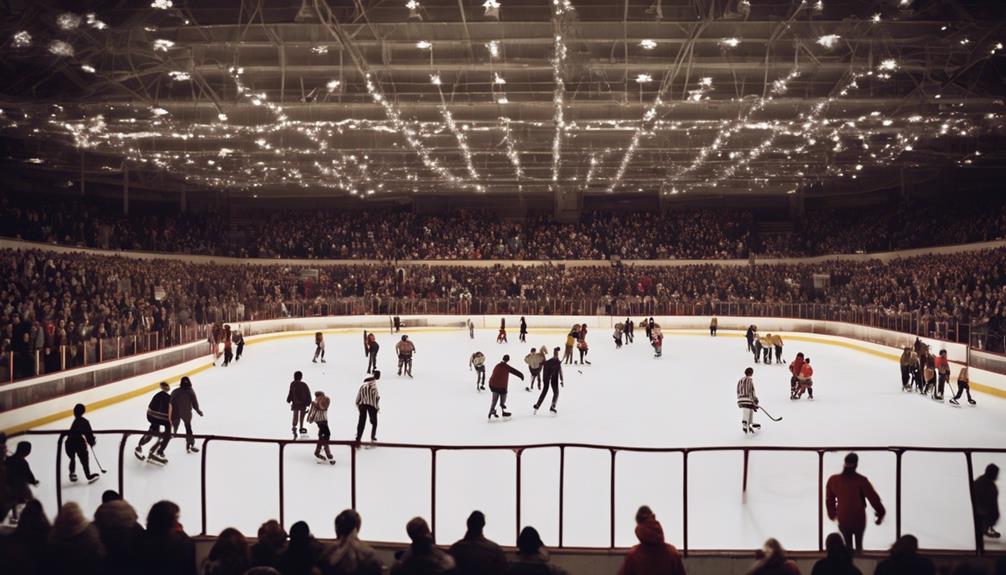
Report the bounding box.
[2,297,996,386]
[11,430,1003,555]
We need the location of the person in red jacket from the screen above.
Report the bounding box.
[794,357,814,400]
[825,452,885,552]
[487,354,523,419]
[788,353,805,400]
[934,350,951,401]
[618,505,687,575]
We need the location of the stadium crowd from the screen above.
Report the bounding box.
[2,246,1006,380]
[3,192,1005,261]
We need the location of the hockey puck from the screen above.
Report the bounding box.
[577,369,583,374]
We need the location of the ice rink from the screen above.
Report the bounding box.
[17,326,1006,552]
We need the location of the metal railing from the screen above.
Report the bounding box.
[12,429,1003,555]
[3,297,998,387]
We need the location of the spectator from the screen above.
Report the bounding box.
[508,526,569,575]
[810,533,861,575]
[825,453,885,552]
[102,490,123,503]
[617,505,686,575]
[201,527,249,575]
[391,516,455,574]
[278,520,323,575]
[448,510,507,575]
[973,463,1000,550]
[93,497,144,575]
[0,499,50,575]
[43,501,105,575]
[744,538,800,575]
[250,520,287,570]
[317,509,383,575]
[138,500,196,575]
[873,535,934,575]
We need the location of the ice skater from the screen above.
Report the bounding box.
[794,357,814,400]
[222,324,234,367]
[66,404,99,484]
[745,325,758,353]
[709,316,718,337]
[469,351,487,390]
[364,331,379,374]
[576,332,591,365]
[287,371,311,439]
[313,331,326,363]
[761,334,773,364]
[524,346,545,391]
[736,367,760,434]
[395,335,416,377]
[950,366,976,406]
[519,317,528,343]
[5,441,39,523]
[233,331,245,361]
[355,371,380,444]
[135,381,172,464]
[497,318,508,344]
[899,347,913,391]
[209,323,222,365]
[170,376,203,453]
[467,318,474,339]
[922,356,937,398]
[308,390,335,465]
[788,353,805,399]
[563,325,577,364]
[935,350,951,401]
[613,322,624,349]
[533,347,564,415]
[825,453,885,552]
[487,355,524,419]
[753,334,764,364]
[650,325,663,358]
[624,317,634,344]
[771,334,784,363]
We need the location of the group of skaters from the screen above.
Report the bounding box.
[208,323,245,367]
[899,338,977,406]
[613,317,664,357]
[744,324,814,402]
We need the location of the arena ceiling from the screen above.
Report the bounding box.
[0,0,1004,200]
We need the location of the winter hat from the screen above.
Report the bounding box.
[502,354,510,362]
[844,452,859,468]
[516,526,544,554]
[73,403,86,417]
[94,499,139,530]
[406,517,433,544]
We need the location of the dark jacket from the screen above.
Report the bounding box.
[66,416,96,451]
[94,500,145,575]
[278,536,324,575]
[809,556,861,575]
[147,391,172,422]
[825,470,885,531]
[542,357,563,382]
[137,529,197,575]
[287,380,311,410]
[488,362,523,392]
[316,531,383,575]
[250,540,285,570]
[44,524,105,575]
[973,473,1000,523]
[507,550,568,575]
[873,553,935,575]
[170,388,201,421]
[449,533,507,575]
[391,545,455,575]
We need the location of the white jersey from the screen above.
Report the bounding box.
[736,376,757,408]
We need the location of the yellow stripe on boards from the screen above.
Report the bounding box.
[5,326,1004,434]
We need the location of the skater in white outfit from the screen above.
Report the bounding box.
[737,367,760,434]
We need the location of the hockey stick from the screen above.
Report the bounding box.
[756,405,783,422]
[89,444,108,474]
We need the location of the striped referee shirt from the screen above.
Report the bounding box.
[736,376,757,406]
[356,378,380,408]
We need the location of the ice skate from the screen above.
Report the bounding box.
[750,423,761,430]
[949,397,960,406]
[315,452,328,464]
[87,474,100,484]
[69,472,78,482]
[742,424,750,434]
[549,406,557,414]
[501,410,512,417]
[148,452,168,465]
[985,527,1001,538]
[488,410,498,419]
[299,427,308,435]
[969,398,977,406]
[320,358,326,363]
[134,446,146,461]
[533,405,540,414]
[292,427,298,440]
[312,359,317,363]
[186,445,200,453]
[525,387,531,392]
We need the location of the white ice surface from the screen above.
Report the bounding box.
[17,328,1006,552]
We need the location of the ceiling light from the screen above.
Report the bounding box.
[12,31,32,48]
[871,13,881,23]
[878,59,897,71]
[430,74,441,85]
[80,64,96,73]
[85,13,107,30]
[817,34,840,48]
[635,73,652,83]
[406,0,422,19]
[168,71,190,81]
[496,96,509,104]
[898,0,913,7]
[416,40,432,49]
[151,0,173,9]
[153,39,175,52]
[719,37,740,48]
[639,39,657,50]
[493,73,506,85]
[486,40,501,58]
[217,113,228,122]
[311,46,329,54]
[699,77,713,87]
[483,0,500,18]
[48,40,74,57]
[326,80,341,92]
[57,13,83,30]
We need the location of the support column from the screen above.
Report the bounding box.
[122,164,129,215]
[552,184,581,223]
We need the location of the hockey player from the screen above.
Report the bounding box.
[233,331,245,361]
[66,404,99,483]
[364,332,379,374]
[355,371,380,444]
[524,347,545,391]
[222,325,234,367]
[469,351,487,390]
[497,318,507,344]
[307,390,335,465]
[576,330,591,365]
[771,334,784,364]
[761,334,773,364]
[624,317,634,344]
[519,317,528,343]
[788,353,805,399]
[487,355,524,419]
[613,322,624,349]
[313,332,326,363]
[170,376,203,454]
[287,371,311,439]
[736,367,760,434]
[794,357,814,400]
[534,347,564,414]
[909,347,922,392]
[950,366,976,406]
[899,347,913,391]
[745,325,757,353]
[395,335,416,377]
[710,316,718,337]
[467,318,475,339]
[644,318,654,341]
[650,325,664,358]
[135,382,172,464]
[752,334,764,364]
[563,326,577,364]
[922,355,937,397]
[935,350,951,401]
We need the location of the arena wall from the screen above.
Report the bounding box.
[2,315,1004,434]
